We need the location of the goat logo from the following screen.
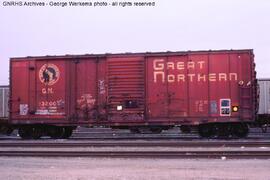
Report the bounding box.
[39,64,60,86]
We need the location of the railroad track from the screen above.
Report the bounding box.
[1,140,270,158]
[0,150,270,159]
[72,131,270,135]
[0,136,200,141]
[1,127,270,140]
[0,140,270,148]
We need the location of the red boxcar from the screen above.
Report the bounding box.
[9,49,257,138]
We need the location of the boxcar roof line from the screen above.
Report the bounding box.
[10,49,253,60]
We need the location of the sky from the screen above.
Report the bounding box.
[0,0,270,85]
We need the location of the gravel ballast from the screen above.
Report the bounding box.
[0,157,269,180]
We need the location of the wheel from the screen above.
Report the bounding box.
[150,127,162,134]
[5,128,14,136]
[198,124,213,138]
[18,127,32,139]
[0,126,13,135]
[130,128,140,134]
[31,126,43,139]
[261,124,268,133]
[180,126,191,133]
[48,126,64,139]
[215,124,232,139]
[61,127,73,139]
[232,123,249,138]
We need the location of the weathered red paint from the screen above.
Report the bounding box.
[9,50,257,127]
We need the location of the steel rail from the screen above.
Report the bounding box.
[0,141,270,148]
[1,136,270,141]
[72,132,270,135]
[0,150,270,159]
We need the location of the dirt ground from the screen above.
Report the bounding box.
[0,157,269,180]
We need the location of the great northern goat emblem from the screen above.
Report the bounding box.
[39,64,60,86]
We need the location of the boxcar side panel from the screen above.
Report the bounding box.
[228,53,241,118]
[146,56,168,119]
[146,51,255,125]
[167,55,189,118]
[74,59,98,121]
[96,58,107,121]
[10,60,30,120]
[208,53,232,119]
[34,60,67,118]
[238,52,254,120]
[187,54,209,118]
[10,59,69,124]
